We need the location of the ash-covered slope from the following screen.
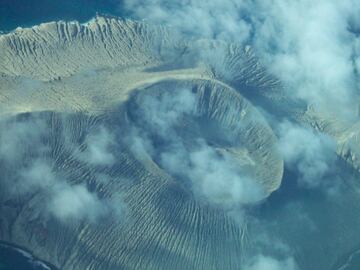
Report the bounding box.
[0,111,246,269]
[0,16,283,195]
[0,17,167,80]
[0,15,283,269]
[1,15,360,270]
[0,76,282,269]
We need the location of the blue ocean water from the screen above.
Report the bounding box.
[0,0,125,32]
[0,243,56,270]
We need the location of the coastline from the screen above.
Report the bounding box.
[0,0,124,34]
[0,12,131,36]
[0,241,58,270]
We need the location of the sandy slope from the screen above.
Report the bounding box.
[0,15,359,270]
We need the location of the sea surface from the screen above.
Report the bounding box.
[0,242,56,270]
[0,0,125,33]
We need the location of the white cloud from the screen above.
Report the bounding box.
[249,0,360,119]
[19,158,121,223]
[124,0,251,42]
[127,88,265,208]
[124,0,360,120]
[16,159,55,194]
[78,126,116,166]
[0,115,124,224]
[277,121,336,188]
[48,184,106,223]
[0,116,47,162]
[160,139,265,206]
[244,255,297,270]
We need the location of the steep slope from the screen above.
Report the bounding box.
[0,15,283,269]
[1,15,360,270]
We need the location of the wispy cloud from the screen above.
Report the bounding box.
[0,116,48,163]
[0,114,124,224]
[120,1,360,267]
[277,121,337,189]
[124,0,251,41]
[77,126,116,166]
[244,255,297,270]
[48,183,117,223]
[124,0,360,120]
[249,0,360,119]
[126,87,265,208]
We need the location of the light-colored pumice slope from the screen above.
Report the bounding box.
[0,15,283,270]
[0,15,283,194]
[0,15,359,270]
